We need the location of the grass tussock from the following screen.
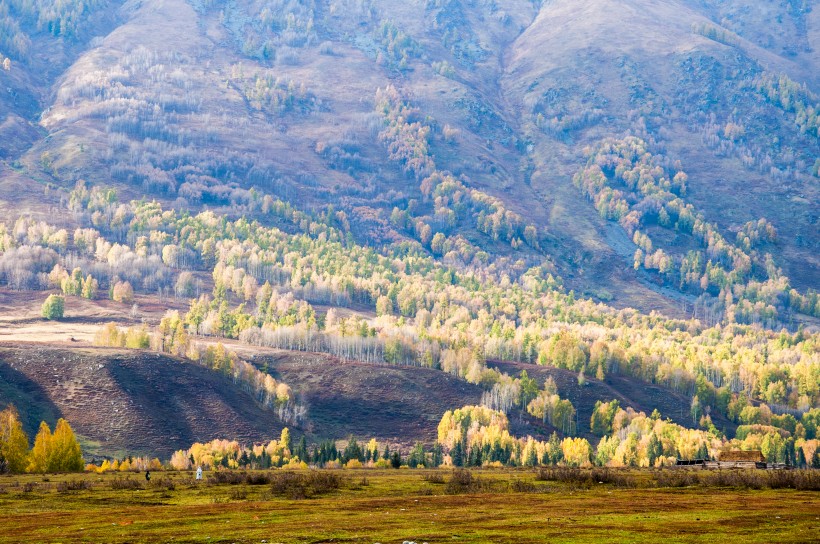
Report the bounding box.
[228,487,248,501]
[509,479,539,493]
[348,476,370,490]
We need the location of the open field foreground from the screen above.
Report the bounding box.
[1,469,818,543]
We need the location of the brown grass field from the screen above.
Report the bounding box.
[0,469,817,543]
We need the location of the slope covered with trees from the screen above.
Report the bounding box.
[0,178,816,457]
[0,0,815,313]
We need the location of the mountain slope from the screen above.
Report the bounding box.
[1,0,816,317]
[0,343,725,456]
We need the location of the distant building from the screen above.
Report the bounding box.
[703,450,766,470]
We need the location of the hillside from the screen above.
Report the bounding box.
[0,342,728,457]
[0,0,816,315]
[0,344,290,457]
[0,343,490,456]
[254,351,485,443]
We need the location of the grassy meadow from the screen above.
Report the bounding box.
[1,468,817,543]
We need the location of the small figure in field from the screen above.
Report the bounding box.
[145,470,151,481]
[196,466,202,480]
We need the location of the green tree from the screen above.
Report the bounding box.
[81,275,98,299]
[451,441,464,467]
[408,442,426,468]
[430,442,443,467]
[390,451,402,468]
[519,370,539,408]
[647,433,663,466]
[590,400,620,436]
[547,432,563,465]
[41,295,64,320]
[343,437,363,462]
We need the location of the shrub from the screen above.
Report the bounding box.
[444,468,487,494]
[110,477,143,490]
[148,477,175,491]
[206,471,274,486]
[269,471,343,499]
[207,471,248,485]
[788,470,820,491]
[655,470,700,488]
[57,479,92,492]
[536,467,588,484]
[702,470,766,489]
[535,467,637,488]
[422,472,445,484]
[245,472,273,485]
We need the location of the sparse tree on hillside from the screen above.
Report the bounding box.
[41,294,64,320]
[81,275,98,299]
[111,281,134,303]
